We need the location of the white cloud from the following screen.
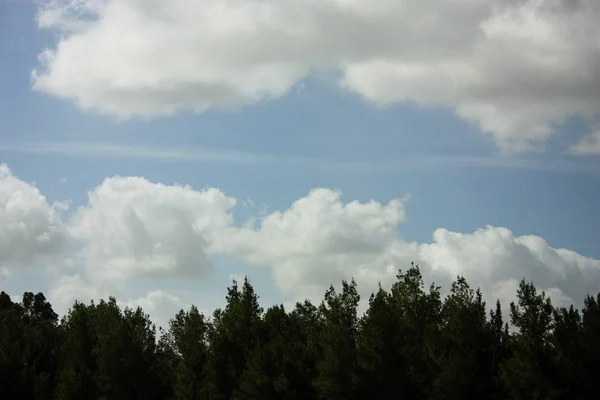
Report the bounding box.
[69,175,237,284]
[418,227,599,307]
[48,274,189,329]
[0,164,67,268]
[48,274,103,316]
[120,290,189,331]
[8,141,596,173]
[224,190,600,308]
[224,188,409,299]
[33,0,600,153]
[569,129,600,156]
[3,165,598,319]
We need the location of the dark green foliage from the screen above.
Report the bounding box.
[0,291,27,398]
[204,277,263,400]
[169,306,209,400]
[356,286,399,399]
[1,266,598,399]
[500,280,558,400]
[431,277,496,400]
[313,279,360,400]
[579,294,600,398]
[388,264,442,399]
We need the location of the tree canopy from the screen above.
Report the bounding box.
[1,264,598,399]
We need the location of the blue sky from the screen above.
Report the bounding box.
[1,0,599,327]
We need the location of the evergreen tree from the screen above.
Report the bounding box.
[237,305,295,399]
[2,264,599,400]
[501,280,558,400]
[313,279,360,400]
[54,301,97,400]
[0,292,27,398]
[205,277,263,400]
[551,305,583,399]
[356,286,400,399]
[389,264,442,399]
[488,299,510,400]
[431,277,494,400]
[21,292,60,400]
[580,293,600,398]
[169,306,209,400]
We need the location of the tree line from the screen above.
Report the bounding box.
[1,263,599,400]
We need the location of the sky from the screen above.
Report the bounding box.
[1,0,599,328]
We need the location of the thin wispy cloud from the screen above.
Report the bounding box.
[2,141,598,175]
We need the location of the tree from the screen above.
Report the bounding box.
[2,264,599,399]
[580,293,600,398]
[551,305,583,399]
[313,279,360,400]
[488,299,510,400]
[356,286,400,399]
[389,264,442,399]
[205,277,263,400]
[169,306,209,400]
[501,280,558,400]
[0,292,27,398]
[21,292,60,400]
[431,277,496,400]
[54,301,97,400]
[237,305,295,399]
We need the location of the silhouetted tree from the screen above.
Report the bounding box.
[1,264,599,400]
[501,280,557,400]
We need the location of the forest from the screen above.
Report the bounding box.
[1,263,599,400]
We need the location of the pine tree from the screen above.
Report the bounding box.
[0,292,27,398]
[580,293,600,398]
[356,285,400,399]
[205,277,263,400]
[54,301,97,400]
[501,280,558,400]
[313,279,360,400]
[431,277,494,400]
[21,292,60,400]
[170,306,210,400]
[389,264,442,399]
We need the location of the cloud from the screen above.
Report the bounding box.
[0,164,67,268]
[48,274,188,330]
[569,129,600,156]
[0,267,10,285]
[4,141,598,174]
[224,190,600,308]
[48,274,102,316]
[224,188,410,299]
[120,290,189,331]
[3,165,598,318]
[33,0,600,153]
[69,175,236,284]
[418,227,599,307]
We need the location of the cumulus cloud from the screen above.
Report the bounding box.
[63,175,600,309]
[224,190,600,308]
[0,164,67,269]
[418,227,599,307]
[224,188,410,299]
[3,165,598,316]
[33,0,600,153]
[48,274,188,329]
[69,175,236,284]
